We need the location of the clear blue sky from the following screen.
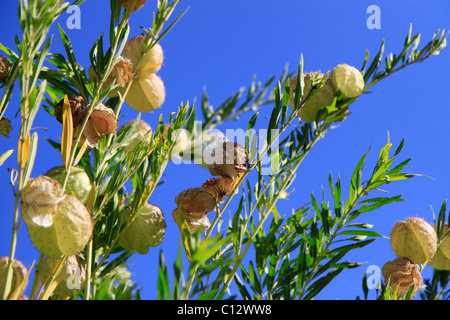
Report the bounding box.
[1,0,449,300]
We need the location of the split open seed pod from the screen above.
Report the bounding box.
[118,203,166,255]
[204,141,248,179]
[175,187,217,214]
[88,58,133,97]
[428,223,450,270]
[0,55,11,83]
[330,64,365,99]
[125,74,165,113]
[121,0,147,12]
[382,257,423,298]
[390,217,438,265]
[119,119,152,153]
[0,257,28,300]
[37,255,86,298]
[124,35,163,76]
[82,104,118,147]
[45,166,91,205]
[21,176,66,212]
[289,72,336,122]
[54,96,85,128]
[172,209,211,235]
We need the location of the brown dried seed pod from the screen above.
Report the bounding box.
[121,0,146,12]
[37,255,86,298]
[202,176,236,200]
[0,116,13,138]
[0,55,11,83]
[125,74,165,113]
[289,72,336,123]
[118,203,166,254]
[124,35,163,76]
[390,217,438,265]
[172,209,210,235]
[0,257,28,300]
[382,257,423,298]
[205,141,248,179]
[88,58,133,97]
[83,104,118,147]
[429,223,450,270]
[54,96,85,127]
[175,187,217,214]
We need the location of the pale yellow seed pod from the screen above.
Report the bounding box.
[390,217,438,265]
[45,166,91,205]
[37,255,86,298]
[125,74,165,113]
[0,257,28,300]
[289,72,336,122]
[119,119,152,153]
[163,124,190,159]
[118,203,166,255]
[428,224,450,270]
[330,64,365,99]
[382,257,423,298]
[124,35,163,77]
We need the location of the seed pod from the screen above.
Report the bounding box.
[289,72,336,122]
[37,255,86,298]
[175,187,217,214]
[88,58,133,97]
[124,35,163,76]
[45,166,91,205]
[164,124,190,159]
[121,0,146,12]
[119,119,152,153]
[22,178,93,258]
[202,176,236,200]
[83,104,118,147]
[428,224,450,270]
[54,96,85,128]
[0,55,11,83]
[382,257,423,298]
[330,64,365,99]
[125,74,165,113]
[0,257,28,300]
[0,116,12,138]
[172,209,210,235]
[118,203,166,254]
[390,217,438,264]
[204,141,248,180]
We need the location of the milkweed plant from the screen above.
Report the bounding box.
[0,0,449,301]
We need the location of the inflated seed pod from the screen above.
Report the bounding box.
[83,104,118,147]
[289,72,336,122]
[123,35,163,76]
[0,257,28,300]
[330,64,365,99]
[118,203,166,254]
[88,58,133,97]
[390,217,438,265]
[163,124,190,159]
[22,177,93,258]
[428,223,450,270]
[382,257,423,298]
[54,96,85,128]
[121,0,146,12]
[125,74,165,113]
[119,119,152,153]
[204,141,248,180]
[37,255,86,298]
[201,176,236,200]
[175,187,217,214]
[172,209,210,235]
[0,55,11,83]
[45,166,91,204]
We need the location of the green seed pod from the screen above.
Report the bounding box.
[37,255,86,298]
[45,166,91,205]
[22,178,93,258]
[382,257,423,298]
[118,203,166,254]
[0,257,28,300]
[390,217,438,264]
[330,64,365,99]
[428,224,450,270]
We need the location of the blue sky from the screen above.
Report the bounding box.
[1,0,449,300]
